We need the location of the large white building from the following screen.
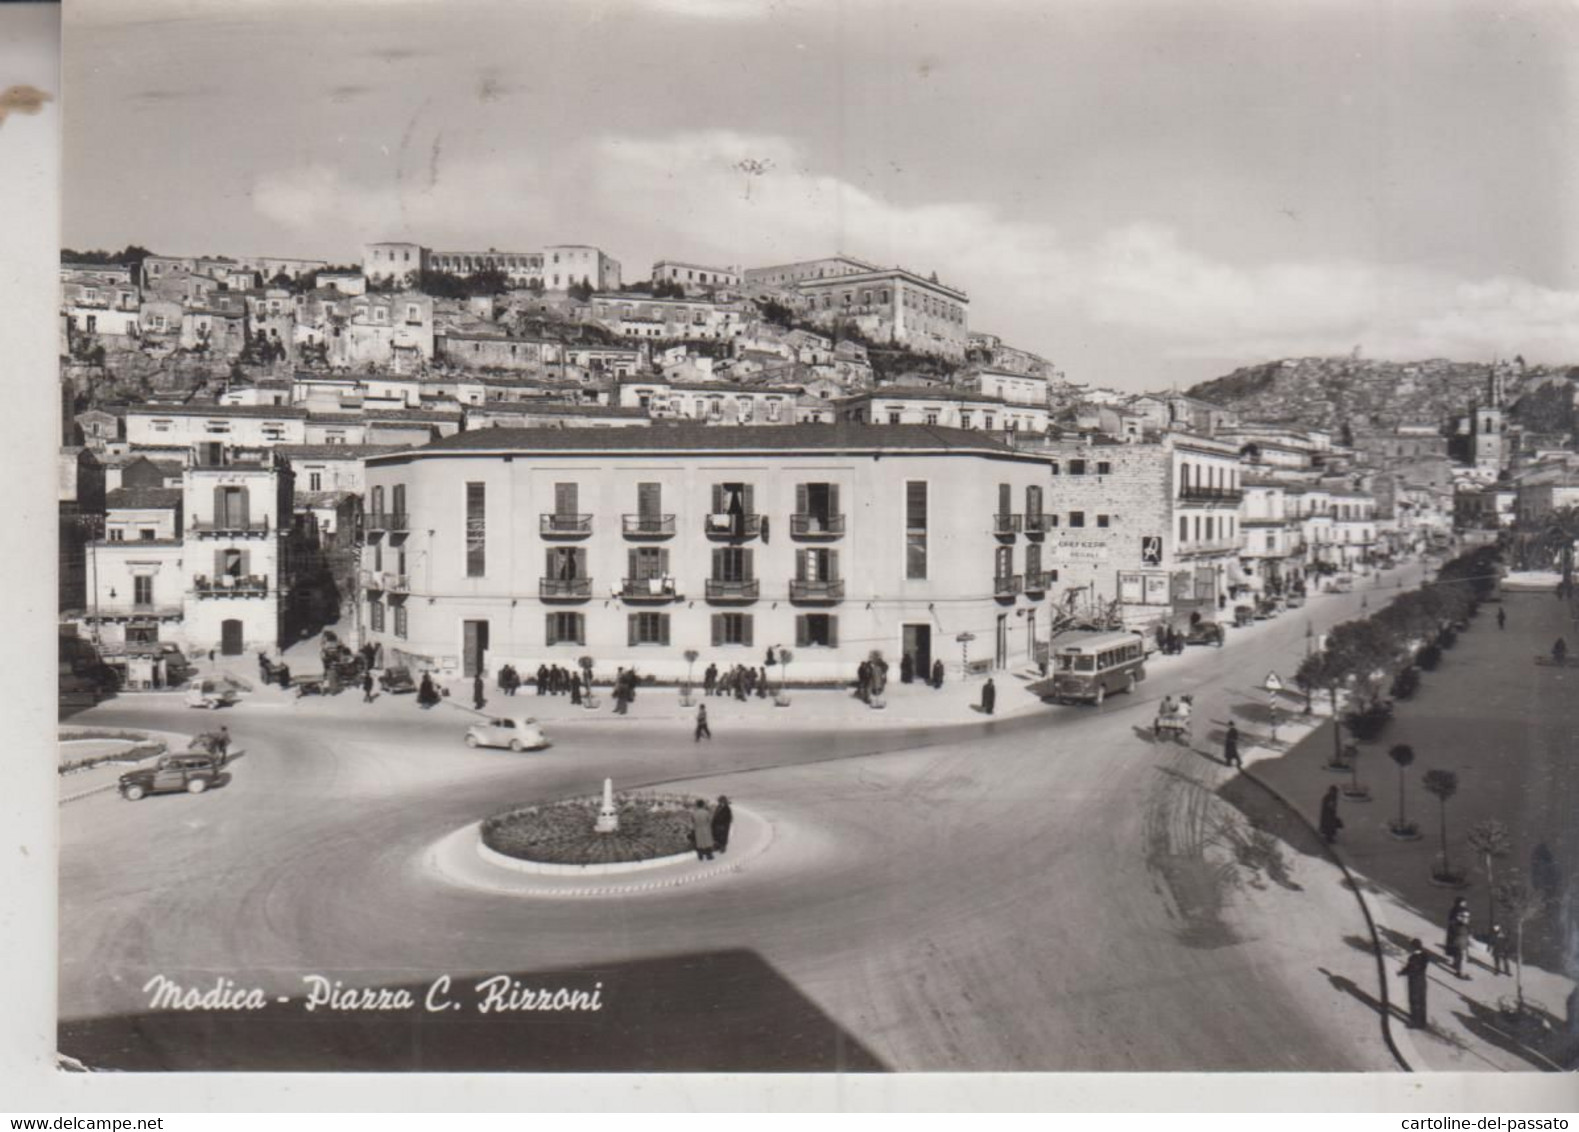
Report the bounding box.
[359,425,1061,682]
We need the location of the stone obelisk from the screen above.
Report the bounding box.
[594,777,619,833]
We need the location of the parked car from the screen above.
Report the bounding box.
[379,666,417,694]
[119,753,224,800]
[464,716,550,752]
[185,679,239,710]
[1285,592,1306,609]
[1185,621,1225,648]
[1233,604,1256,627]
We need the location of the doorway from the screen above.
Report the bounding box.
[902,623,932,677]
[220,619,243,656]
[463,619,490,678]
[995,614,1008,669]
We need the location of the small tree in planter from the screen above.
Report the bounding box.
[1387,744,1420,839]
[680,649,699,706]
[774,649,793,706]
[1389,665,1420,701]
[1341,741,1370,800]
[1422,768,1466,885]
[1415,643,1442,671]
[1492,879,1552,1019]
[1466,819,1512,930]
[578,656,596,707]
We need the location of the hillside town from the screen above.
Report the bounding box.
[54,238,1579,688]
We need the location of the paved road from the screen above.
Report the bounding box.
[58,570,1424,1071]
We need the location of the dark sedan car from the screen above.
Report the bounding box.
[379,666,417,694]
[119,753,223,800]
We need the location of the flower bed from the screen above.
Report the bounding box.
[481,791,699,866]
[58,739,165,776]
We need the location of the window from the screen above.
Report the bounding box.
[370,598,384,632]
[888,411,902,425]
[984,415,995,431]
[308,471,323,492]
[140,528,156,541]
[544,612,585,646]
[1097,461,1111,475]
[1069,511,1085,528]
[393,604,407,639]
[795,614,837,647]
[994,544,1014,579]
[924,410,939,426]
[905,481,927,580]
[1206,517,1215,540]
[628,612,670,645]
[108,529,124,541]
[795,547,838,582]
[629,546,669,581]
[1069,459,1087,476]
[1025,542,1042,579]
[711,613,754,646]
[133,576,153,605]
[960,412,972,429]
[1026,485,1043,522]
[465,482,485,577]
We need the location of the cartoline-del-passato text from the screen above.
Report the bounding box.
[142,974,605,1013]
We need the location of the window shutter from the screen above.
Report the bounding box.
[627,549,639,582]
[828,483,840,516]
[829,549,839,581]
[711,614,723,647]
[214,548,225,578]
[659,615,670,646]
[742,547,754,581]
[658,548,670,575]
[545,613,557,646]
[544,547,555,579]
[627,615,638,647]
[998,483,1011,513]
[795,550,807,582]
[795,483,808,515]
[239,549,251,578]
[711,484,724,513]
[212,486,225,528]
[711,547,723,580]
[742,615,754,647]
[743,484,755,514]
[574,614,586,646]
[638,482,659,518]
[795,615,808,648]
[827,616,839,647]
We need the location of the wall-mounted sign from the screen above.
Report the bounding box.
[1141,536,1162,566]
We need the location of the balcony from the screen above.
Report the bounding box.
[994,574,1023,597]
[704,513,762,540]
[790,513,845,539]
[89,602,185,621]
[705,578,761,602]
[188,517,271,537]
[192,574,269,597]
[1178,487,1244,505]
[621,577,680,602]
[381,573,410,594]
[541,513,592,538]
[1023,571,1052,593]
[1023,514,1056,536]
[365,511,409,534]
[622,514,675,539]
[993,513,1022,537]
[359,569,382,590]
[1177,537,1242,557]
[539,577,592,600]
[789,579,844,603]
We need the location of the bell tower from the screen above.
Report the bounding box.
[1472,366,1505,473]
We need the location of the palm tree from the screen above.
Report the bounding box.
[1387,744,1416,834]
[1422,769,1461,881]
[1466,819,1512,929]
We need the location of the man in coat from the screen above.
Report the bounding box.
[1398,939,1431,1029]
[1319,785,1343,843]
[931,658,945,689]
[473,674,486,711]
[362,671,376,703]
[704,662,718,696]
[711,795,734,854]
[1445,897,1472,979]
[1223,721,1242,768]
[981,677,996,715]
[900,652,914,684]
[691,799,716,861]
[694,703,711,742]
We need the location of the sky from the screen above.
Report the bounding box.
[62,0,1579,390]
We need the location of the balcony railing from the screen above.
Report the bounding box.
[1178,487,1244,504]
[1024,514,1056,535]
[364,511,409,533]
[359,569,382,590]
[188,517,271,536]
[539,577,592,599]
[622,514,675,538]
[704,513,762,540]
[994,573,1023,597]
[382,573,410,594]
[789,579,844,602]
[790,513,846,538]
[993,513,1022,536]
[91,602,185,620]
[541,513,593,537]
[1177,537,1242,556]
[621,577,679,601]
[705,578,761,602]
[192,574,269,597]
[1023,571,1052,593]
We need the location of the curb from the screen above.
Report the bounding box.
[1238,765,1417,1072]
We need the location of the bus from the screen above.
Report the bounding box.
[1048,630,1148,705]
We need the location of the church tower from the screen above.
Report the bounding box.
[1471,366,1506,473]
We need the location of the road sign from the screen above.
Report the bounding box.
[1264,672,1284,693]
[956,633,976,643]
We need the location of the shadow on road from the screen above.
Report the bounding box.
[1452,994,1579,1071]
[58,948,888,1072]
[1318,966,1409,1027]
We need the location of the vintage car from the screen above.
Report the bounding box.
[119,753,224,800]
[185,679,240,710]
[1185,620,1226,648]
[1233,604,1256,627]
[379,666,417,694]
[1285,592,1307,610]
[464,716,550,752]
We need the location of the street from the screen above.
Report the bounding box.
[60,570,1429,1071]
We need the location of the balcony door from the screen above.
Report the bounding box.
[902,623,932,676]
[463,620,489,678]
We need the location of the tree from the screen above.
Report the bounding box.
[1422,769,1462,882]
[1466,819,1512,929]
[776,648,793,697]
[1387,744,1417,835]
[683,649,699,692]
[1493,879,1551,1014]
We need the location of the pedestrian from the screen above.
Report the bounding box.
[711,795,733,853]
[756,666,768,697]
[418,672,437,709]
[535,664,547,696]
[901,652,914,684]
[735,668,748,701]
[473,674,485,712]
[215,725,230,761]
[1554,637,1569,665]
[1445,897,1471,979]
[1489,923,1512,977]
[932,658,944,689]
[1223,720,1242,768]
[874,657,889,695]
[1318,785,1343,843]
[277,663,291,690]
[362,671,375,703]
[981,677,996,715]
[765,645,777,668]
[856,660,870,703]
[694,703,711,742]
[691,799,716,861]
[1496,607,1506,631]
[1155,624,1167,653]
[704,662,717,696]
[1398,938,1431,1030]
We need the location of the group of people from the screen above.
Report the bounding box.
[610,667,640,714]
[703,663,770,700]
[898,652,947,689]
[687,795,733,860]
[1397,897,1518,1031]
[529,664,585,698]
[855,656,889,704]
[1154,625,1188,656]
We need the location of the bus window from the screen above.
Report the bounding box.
[1074,656,1095,673]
